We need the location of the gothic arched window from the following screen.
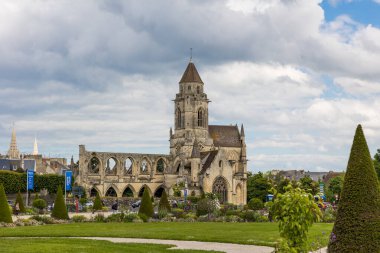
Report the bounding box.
[213,177,228,204]
[198,108,204,127]
[156,158,165,173]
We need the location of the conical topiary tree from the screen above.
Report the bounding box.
[158,189,171,212]
[0,184,12,223]
[92,192,103,212]
[51,186,69,220]
[328,125,380,252]
[139,187,153,218]
[15,191,26,213]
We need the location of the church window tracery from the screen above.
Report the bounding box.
[213,177,228,204]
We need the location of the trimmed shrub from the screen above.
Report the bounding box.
[106,213,125,223]
[15,191,26,213]
[93,213,105,222]
[248,198,264,210]
[123,212,140,222]
[196,198,218,216]
[0,184,12,223]
[171,208,185,219]
[138,213,148,222]
[51,186,69,220]
[92,192,103,212]
[139,187,153,218]
[32,199,46,214]
[328,125,380,252]
[158,189,171,212]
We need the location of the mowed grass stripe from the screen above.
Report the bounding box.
[0,222,333,247]
[0,238,222,253]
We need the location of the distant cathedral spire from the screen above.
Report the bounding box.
[33,136,39,155]
[8,124,20,159]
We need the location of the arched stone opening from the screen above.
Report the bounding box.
[138,185,151,197]
[212,176,228,204]
[105,186,117,197]
[140,158,150,174]
[90,187,99,197]
[124,158,133,175]
[154,186,165,198]
[105,157,117,175]
[156,158,165,173]
[88,157,100,174]
[122,186,134,197]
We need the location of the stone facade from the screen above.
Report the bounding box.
[77,61,247,205]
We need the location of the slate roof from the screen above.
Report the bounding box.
[0,159,36,171]
[199,150,219,174]
[179,62,203,84]
[208,125,242,147]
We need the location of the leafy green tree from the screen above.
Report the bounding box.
[299,175,319,195]
[275,177,291,194]
[158,189,171,212]
[247,172,271,202]
[248,198,264,210]
[327,176,344,202]
[15,191,26,213]
[328,125,380,252]
[139,187,153,218]
[92,192,103,211]
[0,184,12,223]
[373,149,380,181]
[51,186,69,220]
[272,185,321,252]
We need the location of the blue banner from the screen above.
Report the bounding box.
[27,170,34,190]
[65,170,72,191]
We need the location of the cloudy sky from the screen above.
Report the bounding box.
[1,0,380,173]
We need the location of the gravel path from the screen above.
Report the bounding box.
[75,237,275,253]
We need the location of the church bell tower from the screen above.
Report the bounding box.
[170,61,212,158]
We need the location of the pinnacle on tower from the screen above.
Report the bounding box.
[7,124,20,159]
[33,136,39,155]
[240,124,245,138]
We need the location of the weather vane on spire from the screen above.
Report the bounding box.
[190,48,193,62]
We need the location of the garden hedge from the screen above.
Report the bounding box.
[328,125,380,252]
[0,171,65,194]
[15,191,26,213]
[93,192,103,211]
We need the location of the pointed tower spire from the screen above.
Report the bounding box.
[8,124,20,159]
[241,124,245,138]
[33,136,39,155]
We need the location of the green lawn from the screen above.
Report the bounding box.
[0,222,333,247]
[0,238,221,253]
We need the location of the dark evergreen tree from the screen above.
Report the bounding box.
[0,184,12,223]
[247,172,271,202]
[158,189,171,212]
[15,191,26,213]
[92,192,103,211]
[51,186,69,220]
[139,187,153,218]
[328,125,380,252]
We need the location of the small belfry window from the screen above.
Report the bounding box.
[219,160,222,168]
[197,86,200,94]
[188,85,191,91]
[176,108,182,129]
[198,109,203,127]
